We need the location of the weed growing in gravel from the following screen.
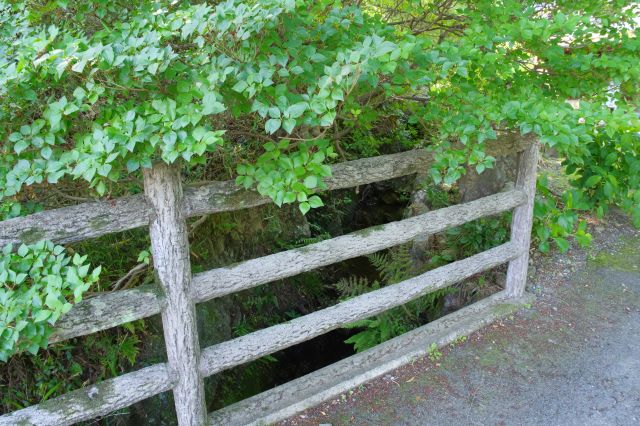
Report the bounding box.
[428,343,443,362]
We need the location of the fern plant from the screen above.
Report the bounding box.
[336,244,448,353]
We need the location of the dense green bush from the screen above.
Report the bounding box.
[2,1,638,214]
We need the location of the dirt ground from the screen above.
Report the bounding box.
[278,210,640,426]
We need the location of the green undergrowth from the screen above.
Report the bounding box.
[0,228,150,416]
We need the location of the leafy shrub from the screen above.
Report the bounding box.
[428,213,512,266]
[0,0,412,215]
[534,177,593,253]
[0,241,101,361]
[2,0,636,222]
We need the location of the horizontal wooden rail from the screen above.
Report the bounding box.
[49,285,163,343]
[192,189,526,301]
[47,189,525,344]
[199,242,522,377]
[0,150,426,246]
[0,364,174,426]
[0,135,530,247]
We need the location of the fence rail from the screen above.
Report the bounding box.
[0,134,529,247]
[192,190,526,302]
[0,134,538,426]
[42,136,530,344]
[198,242,521,378]
[209,290,533,426]
[1,363,174,426]
[49,187,526,344]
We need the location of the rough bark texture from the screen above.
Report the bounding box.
[143,163,207,426]
[0,364,173,426]
[192,190,526,302]
[49,284,162,343]
[0,194,151,246]
[199,242,522,377]
[0,134,531,247]
[208,291,534,426]
[132,203,311,424]
[505,142,540,297]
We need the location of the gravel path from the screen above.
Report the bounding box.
[280,211,640,426]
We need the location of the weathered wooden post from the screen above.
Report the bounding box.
[505,140,539,297]
[144,163,207,425]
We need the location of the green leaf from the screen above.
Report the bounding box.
[584,175,601,188]
[192,127,207,141]
[605,152,617,166]
[520,123,532,134]
[177,81,191,93]
[232,80,248,93]
[202,131,223,146]
[603,181,614,198]
[553,237,570,252]
[55,59,69,78]
[14,140,29,155]
[95,181,107,196]
[268,107,281,119]
[17,244,29,257]
[265,118,281,134]
[286,102,307,119]
[103,45,115,64]
[308,195,324,208]
[33,310,51,323]
[319,111,336,127]
[202,92,226,115]
[27,343,41,355]
[304,175,318,189]
[282,118,296,134]
[126,159,140,172]
[283,191,296,204]
[148,62,159,75]
[299,202,311,215]
[539,240,550,253]
[71,59,87,73]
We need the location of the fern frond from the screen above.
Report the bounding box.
[334,276,371,299]
[367,251,389,272]
[369,244,413,284]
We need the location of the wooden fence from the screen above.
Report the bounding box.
[0,135,538,425]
